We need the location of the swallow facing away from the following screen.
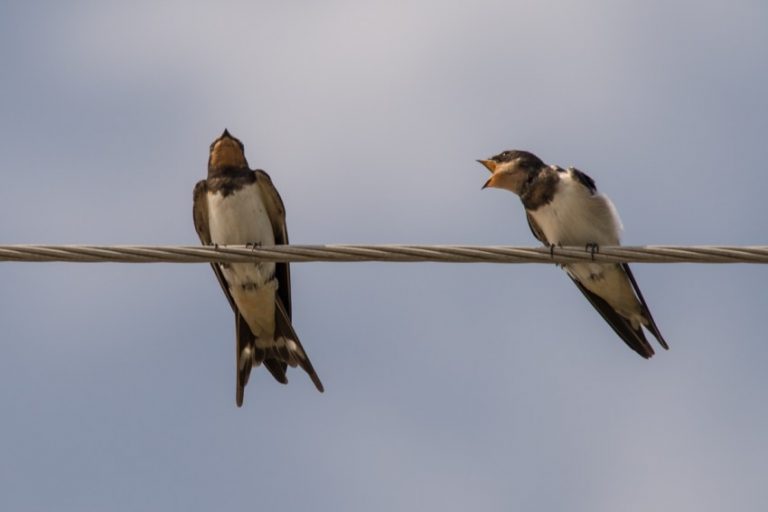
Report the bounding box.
[193,129,323,406]
[478,150,668,358]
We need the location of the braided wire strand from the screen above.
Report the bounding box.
[0,245,766,264]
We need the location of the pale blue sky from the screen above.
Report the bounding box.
[1,1,767,510]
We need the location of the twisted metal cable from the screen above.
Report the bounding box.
[0,244,766,264]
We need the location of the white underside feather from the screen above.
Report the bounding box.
[207,184,278,336]
[529,170,645,327]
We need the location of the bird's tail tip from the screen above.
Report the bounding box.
[255,337,324,392]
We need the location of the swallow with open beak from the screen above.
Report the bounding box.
[478,150,668,358]
[193,129,323,406]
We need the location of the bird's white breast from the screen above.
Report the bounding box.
[207,184,274,246]
[206,183,276,288]
[529,171,640,320]
[528,170,622,247]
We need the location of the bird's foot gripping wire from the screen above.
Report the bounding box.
[246,242,262,251]
[585,242,599,261]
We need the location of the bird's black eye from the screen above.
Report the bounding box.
[494,151,510,162]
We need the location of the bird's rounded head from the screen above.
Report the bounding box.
[209,129,248,170]
[477,150,545,194]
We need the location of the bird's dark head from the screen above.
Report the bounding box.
[209,129,248,170]
[477,150,545,195]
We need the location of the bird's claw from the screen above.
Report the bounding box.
[585,242,599,261]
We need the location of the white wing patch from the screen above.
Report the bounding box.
[253,336,307,367]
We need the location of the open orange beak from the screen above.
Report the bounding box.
[477,159,498,189]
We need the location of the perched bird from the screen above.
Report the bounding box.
[193,129,323,406]
[478,150,668,358]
